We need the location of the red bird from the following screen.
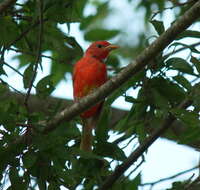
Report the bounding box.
[73,41,119,151]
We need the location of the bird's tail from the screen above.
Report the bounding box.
[80,118,95,152]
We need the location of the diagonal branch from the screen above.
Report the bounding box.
[0,0,17,14]
[43,0,200,133]
[98,98,193,190]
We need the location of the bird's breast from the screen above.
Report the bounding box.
[73,56,107,98]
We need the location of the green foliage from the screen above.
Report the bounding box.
[177,30,200,40]
[170,108,200,144]
[191,56,200,74]
[151,20,165,35]
[0,16,19,46]
[45,0,87,23]
[23,63,34,89]
[85,28,120,41]
[166,57,194,75]
[36,75,55,98]
[0,0,200,189]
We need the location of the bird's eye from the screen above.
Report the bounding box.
[96,44,103,48]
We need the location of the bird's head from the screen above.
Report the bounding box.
[85,41,119,60]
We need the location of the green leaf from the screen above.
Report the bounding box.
[48,183,60,190]
[38,177,47,190]
[85,29,120,41]
[74,148,101,160]
[96,142,126,161]
[36,75,55,98]
[173,75,192,91]
[0,62,7,76]
[23,63,34,89]
[170,109,200,144]
[23,151,37,168]
[96,106,110,142]
[151,20,165,35]
[0,82,9,95]
[171,109,199,127]
[136,123,146,143]
[125,96,141,103]
[107,71,146,105]
[0,16,19,46]
[151,77,185,104]
[14,54,35,68]
[166,57,194,75]
[45,0,87,23]
[177,30,200,40]
[152,89,169,109]
[190,56,200,74]
[128,173,141,189]
[80,2,109,30]
[105,55,120,68]
[9,167,23,188]
[169,42,200,54]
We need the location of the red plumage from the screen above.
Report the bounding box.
[73,41,119,151]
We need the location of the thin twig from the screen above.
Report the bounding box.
[24,0,43,111]
[0,78,23,95]
[122,156,144,180]
[8,47,61,63]
[151,0,197,19]
[121,135,137,150]
[164,41,200,59]
[2,60,23,77]
[2,60,37,88]
[141,165,199,187]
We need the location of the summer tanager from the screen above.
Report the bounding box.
[73,41,119,152]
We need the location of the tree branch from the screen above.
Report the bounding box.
[98,98,193,190]
[0,0,17,14]
[141,165,199,187]
[2,89,199,150]
[43,0,200,133]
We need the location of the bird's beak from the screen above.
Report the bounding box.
[105,44,119,51]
